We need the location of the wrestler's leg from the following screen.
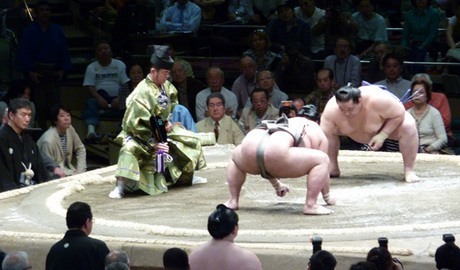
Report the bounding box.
[225,157,247,210]
[304,152,334,215]
[327,134,341,178]
[320,179,336,206]
[397,115,420,183]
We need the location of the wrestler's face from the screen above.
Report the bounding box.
[251,91,268,114]
[411,84,427,104]
[129,64,144,86]
[56,109,71,131]
[9,108,31,132]
[208,97,225,121]
[257,71,275,91]
[383,58,402,81]
[207,69,224,92]
[240,57,257,81]
[316,70,333,91]
[338,100,361,118]
[171,63,187,84]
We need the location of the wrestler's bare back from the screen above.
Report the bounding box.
[321,87,405,144]
[232,117,327,178]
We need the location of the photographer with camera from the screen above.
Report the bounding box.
[366,237,404,270]
[307,236,337,270]
[435,234,460,270]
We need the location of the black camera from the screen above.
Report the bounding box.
[312,236,323,254]
[378,237,388,249]
[443,234,455,244]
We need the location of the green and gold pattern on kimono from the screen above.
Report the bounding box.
[115,77,205,195]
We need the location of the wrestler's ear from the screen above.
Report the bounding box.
[232,225,239,237]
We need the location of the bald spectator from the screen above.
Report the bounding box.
[105,250,130,268]
[231,55,257,118]
[195,67,238,121]
[323,37,361,88]
[239,88,279,133]
[2,251,31,270]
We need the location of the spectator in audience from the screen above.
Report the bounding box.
[323,37,361,88]
[364,42,391,83]
[105,250,130,268]
[189,204,263,270]
[37,104,86,176]
[195,67,238,121]
[401,0,441,74]
[194,0,229,22]
[275,43,315,94]
[0,98,49,192]
[106,262,129,270]
[375,53,412,99]
[311,1,359,56]
[231,55,257,119]
[171,61,205,122]
[163,247,189,270]
[445,1,460,62]
[46,201,110,270]
[308,250,336,270]
[294,0,325,58]
[349,261,378,270]
[247,0,285,24]
[320,84,419,182]
[406,79,448,154]
[404,73,454,146]
[196,92,244,145]
[243,29,282,72]
[109,46,206,198]
[239,88,279,133]
[435,234,460,270]
[82,40,130,143]
[252,70,288,109]
[16,0,72,129]
[293,98,306,112]
[0,78,36,128]
[167,44,194,78]
[160,0,202,33]
[304,68,336,114]
[1,251,31,270]
[352,0,388,58]
[266,3,311,56]
[118,63,144,112]
[366,247,404,270]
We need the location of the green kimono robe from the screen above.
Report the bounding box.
[115,76,206,195]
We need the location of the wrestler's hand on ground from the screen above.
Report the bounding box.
[271,179,290,197]
[155,142,169,153]
[368,132,388,151]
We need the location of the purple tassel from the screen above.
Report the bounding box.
[155,150,165,173]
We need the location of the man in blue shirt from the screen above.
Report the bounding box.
[160,0,202,33]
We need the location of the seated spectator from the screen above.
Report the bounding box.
[1,251,31,270]
[435,234,460,270]
[407,79,448,154]
[292,98,306,112]
[189,204,262,270]
[401,0,441,74]
[163,247,190,270]
[0,98,49,192]
[304,68,336,114]
[349,261,378,270]
[363,42,402,84]
[445,1,460,63]
[82,41,130,143]
[294,0,325,58]
[248,70,288,109]
[352,0,388,58]
[195,67,238,121]
[231,55,257,119]
[105,250,130,268]
[247,0,284,24]
[106,262,129,270]
[167,44,194,78]
[311,2,359,56]
[275,43,315,94]
[404,73,455,146]
[239,88,279,133]
[37,105,86,176]
[0,78,36,128]
[118,63,144,112]
[159,0,201,33]
[243,30,281,72]
[194,0,229,22]
[266,3,311,56]
[366,247,403,270]
[46,201,110,269]
[308,250,336,270]
[375,53,412,99]
[323,37,361,87]
[196,93,244,145]
[171,61,205,122]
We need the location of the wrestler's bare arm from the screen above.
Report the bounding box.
[370,95,405,136]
